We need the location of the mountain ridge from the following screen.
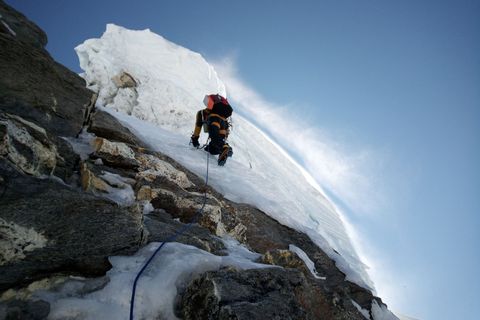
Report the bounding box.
[0,1,398,319]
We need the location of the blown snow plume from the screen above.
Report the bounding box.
[75,24,374,290]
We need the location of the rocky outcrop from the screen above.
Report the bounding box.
[145,209,226,255]
[0,112,80,183]
[91,137,140,169]
[0,159,145,291]
[0,1,93,138]
[112,71,137,89]
[179,268,365,320]
[0,0,46,48]
[88,109,145,147]
[1,113,61,177]
[0,2,397,319]
[0,0,145,294]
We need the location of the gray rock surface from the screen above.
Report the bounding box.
[0,299,50,320]
[0,112,80,180]
[0,0,46,48]
[179,267,366,320]
[0,159,145,291]
[0,1,93,138]
[145,209,226,255]
[88,109,146,147]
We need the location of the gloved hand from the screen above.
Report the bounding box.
[190,135,200,148]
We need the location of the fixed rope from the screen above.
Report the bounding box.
[129,144,211,320]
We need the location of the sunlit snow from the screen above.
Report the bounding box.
[75,24,373,290]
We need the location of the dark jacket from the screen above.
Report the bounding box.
[193,107,230,155]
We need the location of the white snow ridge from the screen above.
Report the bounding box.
[75,23,374,290]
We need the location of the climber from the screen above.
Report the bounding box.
[190,94,233,166]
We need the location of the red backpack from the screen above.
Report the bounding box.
[204,94,233,118]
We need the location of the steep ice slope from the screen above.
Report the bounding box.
[76,24,373,290]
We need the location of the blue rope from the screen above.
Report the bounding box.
[129,148,210,320]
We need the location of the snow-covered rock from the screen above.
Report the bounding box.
[0,2,399,318]
[76,24,373,290]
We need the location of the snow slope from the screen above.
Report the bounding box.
[75,24,373,290]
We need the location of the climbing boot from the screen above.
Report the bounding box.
[218,145,233,166]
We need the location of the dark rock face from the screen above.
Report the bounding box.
[145,209,226,255]
[179,268,365,320]
[0,0,146,295]
[0,299,50,320]
[88,109,146,147]
[0,160,145,291]
[0,0,46,48]
[234,204,350,289]
[0,1,93,138]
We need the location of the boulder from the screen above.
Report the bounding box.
[80,161,110,193]
[92,137,139,169]
[88,109,145,147]
[112,72,137,88]
[0,112,80,182]
[0,160,145,291]
[261,249,308,273]
[136,153,194,189]
[179,267,366,320]
[145,209,226,255]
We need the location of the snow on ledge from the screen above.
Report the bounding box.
[289,244,326,280]
[351,299,371,319]
[37,241,271,320]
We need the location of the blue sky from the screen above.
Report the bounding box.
[7,1,479,319]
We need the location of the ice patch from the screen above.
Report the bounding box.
[220,237,266,269]
[352,299,371,319]
[289,244,326,280]
[142,201,154,215]
[99,171,135,206]
[63,131,96,161]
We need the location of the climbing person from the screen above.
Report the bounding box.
[190,94,233,166]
